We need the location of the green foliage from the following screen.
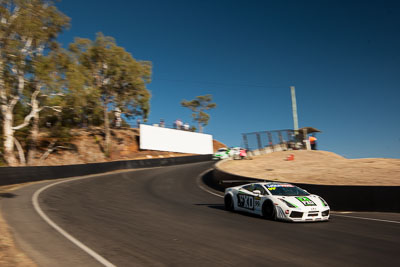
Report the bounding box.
[68,33,152,119]
[0,0,70,165]
[181,94,217,132]
[0,0,70,97]
[49,125,71,142]
[67,32,152,157]
[0,1,153,165]
[60,44,103,127]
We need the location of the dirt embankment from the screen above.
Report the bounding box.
[24,127,226,166]
[219,150,400,186]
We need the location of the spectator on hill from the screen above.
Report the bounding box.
[136,118,141,128]
[175,119,182,130]
[160,119,165,127]
[240,148,247,159]
[309,135,317,150]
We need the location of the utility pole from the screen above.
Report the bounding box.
[290,86,299,132]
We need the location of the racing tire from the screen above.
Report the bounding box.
[262,201,276,220]
[224,195,234,212]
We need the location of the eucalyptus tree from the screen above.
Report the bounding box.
[69,33,152,156]
[62,65,101,128]
[0,0,69,165]
[26,46,68,164]
[181,94,216,133]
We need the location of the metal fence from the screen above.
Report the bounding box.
[242,129,303,155]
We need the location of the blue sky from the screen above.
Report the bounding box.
[56,0,400,159]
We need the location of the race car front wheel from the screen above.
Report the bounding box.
[262,201,276,220]
[224,195,234,212]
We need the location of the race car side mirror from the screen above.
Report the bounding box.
[253,190,261,195]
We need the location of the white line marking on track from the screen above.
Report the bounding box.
[196,171,400,225]
[331,214,400,224]
[32,176,118,267]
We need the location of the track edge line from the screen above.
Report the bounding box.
[32,176,117,267]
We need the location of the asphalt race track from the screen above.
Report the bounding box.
[3,161,400,266]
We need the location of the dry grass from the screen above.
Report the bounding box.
[219,150,400,186]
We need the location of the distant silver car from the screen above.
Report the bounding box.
[224,182,330,222]
[230,147,241,159]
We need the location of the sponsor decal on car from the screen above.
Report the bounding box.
[237,194,254,210]
[266,184,294,188]
[319,197,328,207]
[296,197,317,206]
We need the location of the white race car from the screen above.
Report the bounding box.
[224,182,330,222]
[213,148,230,160]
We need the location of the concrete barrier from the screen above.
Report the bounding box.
[248,144,288,156]
[210,160,400,212]
[0,155,212,186]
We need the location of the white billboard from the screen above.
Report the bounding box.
[140,124,213,154]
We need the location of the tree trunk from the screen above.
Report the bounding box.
[27,90,40,165]
[14,137,26,166]
[2,109,18,166]
[103,102,111,158]
[39,140,56,165]
[0,61,18,166]
[27,111,39,165]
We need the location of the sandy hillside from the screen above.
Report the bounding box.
[218,150,400,186]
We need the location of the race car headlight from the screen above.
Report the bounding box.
[319,197,328,207]
[322,210,330,216]
[280,199,297,208]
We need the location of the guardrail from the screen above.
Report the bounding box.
[208,160,400,212]
[0,155,212,186]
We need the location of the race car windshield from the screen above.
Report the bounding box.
[265,185,310,196]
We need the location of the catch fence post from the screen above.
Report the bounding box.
[278,131,285,151]
[267,132,273,152]
[256,133,262,154]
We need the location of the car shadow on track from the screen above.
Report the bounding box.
[194,203,313,224]
[0,192,17,198]
[194,203,225,210]
[194,203,282,222]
